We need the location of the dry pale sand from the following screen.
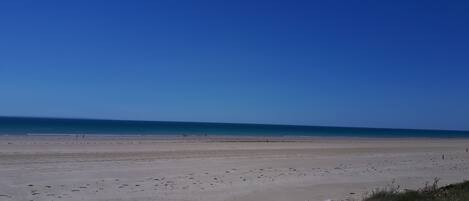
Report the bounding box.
[0,136,468,201]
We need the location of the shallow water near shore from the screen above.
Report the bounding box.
[1,116,469,138]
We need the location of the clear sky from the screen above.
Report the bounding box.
[1,0,468,130]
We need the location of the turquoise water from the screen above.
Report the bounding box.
[0,116,468,138]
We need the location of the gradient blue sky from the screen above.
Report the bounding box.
[1,0,468,130]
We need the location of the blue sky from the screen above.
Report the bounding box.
[1,0,468,130]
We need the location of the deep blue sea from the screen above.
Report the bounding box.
[0,116,468,138]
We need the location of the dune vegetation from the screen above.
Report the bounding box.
[363,179,469,201]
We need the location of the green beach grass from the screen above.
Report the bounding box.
[363,179,469,201]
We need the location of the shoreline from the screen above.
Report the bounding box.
[2,133,469,141]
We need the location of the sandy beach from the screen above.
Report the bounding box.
[0,136,468,201]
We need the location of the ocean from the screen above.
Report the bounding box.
[0,116,468,138]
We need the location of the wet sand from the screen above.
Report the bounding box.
[0,136,468,201]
